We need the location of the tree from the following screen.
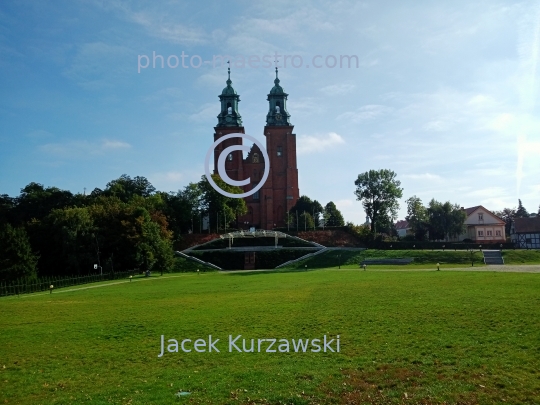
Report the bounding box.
[198,174,247,231]
[160,184,202,238]
[405,196,429,240]
[354,169,403,234]
[299,212,315,230]
[42,207,96,276]
[515,199,529,218]
[290,196,323,224]
[103,174,156,203]
[12,182,75,224]
[493,207,516,237]
[324,201,345,226]
[0,224,38,282]
[426,199,466,241]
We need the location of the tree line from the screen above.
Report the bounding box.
[0,174,249,282]
[353,169,539,242]
[0,173,347,282]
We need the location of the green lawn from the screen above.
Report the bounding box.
[1,269,539,404]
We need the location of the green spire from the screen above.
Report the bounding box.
[266,67,291,126]
[217,65,242,127]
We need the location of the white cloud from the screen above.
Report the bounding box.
[189,103,218,123]
[39,139,132,158]
[320,83,356,95]
[297,132,345,154]
[337,105,392,123]
[402,173,443,181]
[102,140,131,149]
[90,1,208,45]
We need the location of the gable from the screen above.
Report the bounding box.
[464,206,505,225]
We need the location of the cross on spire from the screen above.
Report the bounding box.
[226,60,231,85]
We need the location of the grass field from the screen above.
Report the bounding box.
[1,268,540,404]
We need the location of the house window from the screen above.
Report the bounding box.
[478,213,483,221]
[487,230,492,236]
[277,146,283,157]
[478,230,484,236]
[227,153,233,161]
[252,153,259,163]
[496,230,501,236]
[253,190,260,200]
[526,238,531,243]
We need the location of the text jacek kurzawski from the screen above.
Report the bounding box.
[158,335,340,357]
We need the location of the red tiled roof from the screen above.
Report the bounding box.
[463,206,481,216]
[395,220,409,230]
[513,216,540,233]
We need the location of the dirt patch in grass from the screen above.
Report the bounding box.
[317,366,482,405]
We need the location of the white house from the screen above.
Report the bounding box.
[455,205,506,243]
[395,220,411,238]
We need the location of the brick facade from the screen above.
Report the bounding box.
[213,69,299,230]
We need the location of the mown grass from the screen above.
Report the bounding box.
[285,249,488,270]
[502,249,540,264]
[1,269,539,404]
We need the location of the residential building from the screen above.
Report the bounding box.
[511,216,540,248]
[395,220,411,238]
[457,205,506,242]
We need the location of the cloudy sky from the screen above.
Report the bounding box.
[1,0,539,223]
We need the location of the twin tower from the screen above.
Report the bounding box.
[213,68,300,229]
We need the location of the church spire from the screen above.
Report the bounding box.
[217,65,242,127]
[266,67,291,126]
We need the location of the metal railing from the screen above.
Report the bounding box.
[0,270,135,297]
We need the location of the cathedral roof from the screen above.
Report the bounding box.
[269,68,285,95]
[221,68,237,95]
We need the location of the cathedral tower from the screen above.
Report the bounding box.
[260,68,299,228]
[213,67,244,182]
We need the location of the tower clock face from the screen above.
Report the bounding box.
[275,113,282,121]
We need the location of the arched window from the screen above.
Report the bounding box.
[227,153,233,161]
[252,153,259,163]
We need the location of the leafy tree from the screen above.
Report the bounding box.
[0,194,15,225]
[493,207,516,236]
[198,174,247,231]
[42,207,96,276]
[103,174,156,202]
[324,201,345,226]
[0,224,38,282]
[299,211,315,230]
[133,208,174,273]
[426,199,466,241]
[160,183,202,237]
[290,196,323,224]
[515,199,529,218]
[354,169,403,234]
[12,182,74,224]
[405,196,429,240]
[346,222,372,243]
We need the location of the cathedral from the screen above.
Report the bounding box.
[213,68,300,229]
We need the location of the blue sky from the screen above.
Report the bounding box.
[1,0,539,223]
